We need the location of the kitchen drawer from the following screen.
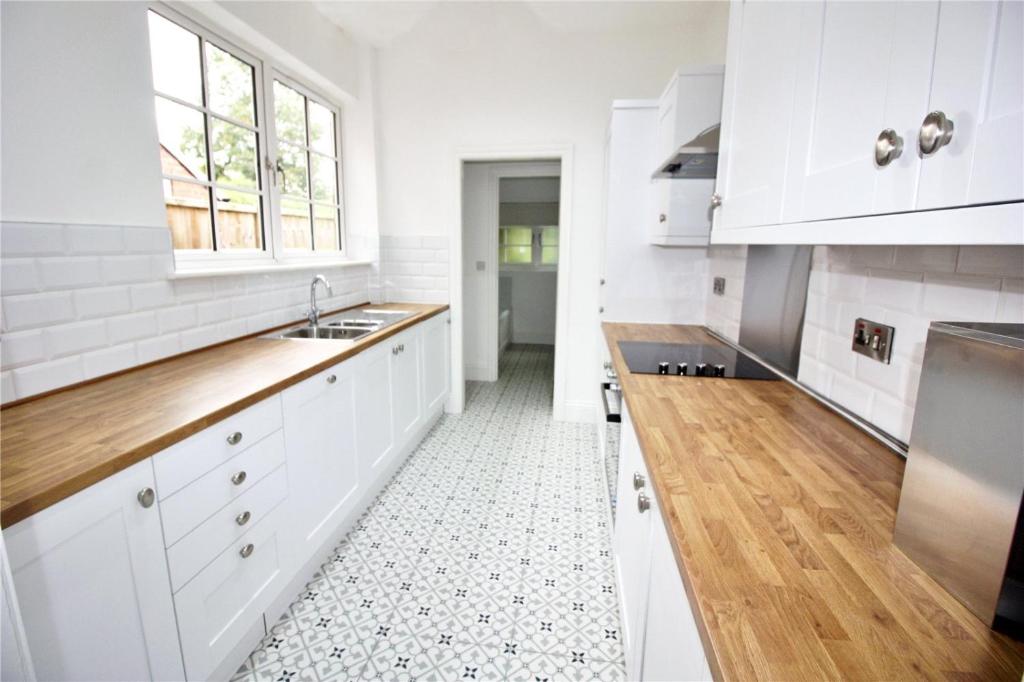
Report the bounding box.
[166,464,288,592]
[160,430,286,546]
[174,504,287,681]
[153,395,282,499]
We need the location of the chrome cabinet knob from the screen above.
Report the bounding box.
[235,510,251,526]
[326,374,337,384]
[239,543,255,559]
[918,111,954,157]
[637,494,650,513]
[710,193,723,208]
[874,128,904,167]
[226,431,243,446]
[633,472,645,490]
[137,487,155,508]
[658,213,667,223]
[231,470,247,486]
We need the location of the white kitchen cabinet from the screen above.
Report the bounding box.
[389,327,423,447]
[613,404,711,682]
[354,343,396,480]
[4,460,185,682]
[714,1,810,232]
[918,0,1023,210]
[282,361,359,566]
[713,0,1023,245]
[421,311,450,414]
[649,66,724,246]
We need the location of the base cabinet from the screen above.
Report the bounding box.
[354,343,396,480]
[613,403,710,682]
[5,460,185,682]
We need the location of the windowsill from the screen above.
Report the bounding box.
[170,259,373,279]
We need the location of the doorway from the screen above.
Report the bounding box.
[450,151,572,418]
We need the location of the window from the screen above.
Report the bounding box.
[147,8,344,266]
[499,226,558,269]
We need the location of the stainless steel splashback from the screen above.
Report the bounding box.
[738,245,813,378]
[894,322,1024,635]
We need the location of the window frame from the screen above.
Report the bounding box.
[499,225,558,272]
[148,3,348,273]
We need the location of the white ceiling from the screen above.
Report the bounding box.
[313,1,723,47]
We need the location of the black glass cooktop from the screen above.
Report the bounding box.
[617,341,780,380]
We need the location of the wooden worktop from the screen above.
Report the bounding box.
[604,322,1024,681]
[0,303,448,528]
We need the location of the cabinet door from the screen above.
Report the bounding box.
[612,406,653,680]
[714,1,811,231]
[420,313,450,415]
[282,363,359,564]
[640,514,712,682]
[918,0,1024,209]
[785,1,938,222]
[390,328,423,447]
[354,344,395,482]
[5,460,184,682]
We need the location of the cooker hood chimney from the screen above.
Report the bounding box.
[651,124,719,179]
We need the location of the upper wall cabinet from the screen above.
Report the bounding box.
[713,0,1023,245]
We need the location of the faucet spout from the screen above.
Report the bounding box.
[308,274,333,326]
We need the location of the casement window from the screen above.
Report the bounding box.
[147,7,345,270]
[499,225,558,270]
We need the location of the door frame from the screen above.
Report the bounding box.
[447,144,575,420]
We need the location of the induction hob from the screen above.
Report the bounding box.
[617,341,780,380]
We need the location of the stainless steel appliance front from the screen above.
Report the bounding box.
[894,322,1024,634]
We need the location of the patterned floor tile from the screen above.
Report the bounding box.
[232,345,623,681]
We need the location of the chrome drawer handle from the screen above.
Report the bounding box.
[392,346,400,355]
[226,431,243,446]
[239,543,255,559]
[710,193,722,208]
[231,471,247,486]
[327,374,337,384]
[633,473,645,490]
[137,487,155,508]
[874,128,904,167]
[236,510,251,526]
[918,110,954,157]
[637,494,650,513]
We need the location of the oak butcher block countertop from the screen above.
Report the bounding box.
[0,303,448,528]
[604,322,1024,681]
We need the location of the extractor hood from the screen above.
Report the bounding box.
[651,124,719,179]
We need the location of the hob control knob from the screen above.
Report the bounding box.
[695,363,708,376]
[676,363,688,376]
[713,364,726,377]
[657,362,669,375]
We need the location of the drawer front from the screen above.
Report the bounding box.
[166,464,288,592]
[153,396,283,499]
[174,504,287,682]
[161,430,286,546]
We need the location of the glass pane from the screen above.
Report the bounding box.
[273,81,306,145]
[308,101,336,155]
[205,43,255,125]
[148,11,202,105]
[155,97,208,180]
[313,204,340,251]
[163,180,212,250]
[214,189,262,249]
[211,119,258,189]
[311,153,337,203]
[278,142,309,199]
[501,246,532,264]
[501,226,533,246]
[541,226,558,246]
[281,198,312,250]
[541,246,558,265]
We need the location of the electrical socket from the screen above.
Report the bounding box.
[851,318,894,364]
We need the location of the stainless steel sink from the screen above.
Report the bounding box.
[276,326,372,341]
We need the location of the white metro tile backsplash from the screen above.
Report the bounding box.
[704,244,747,342]
[0,221,374,403]
[799,245,1024,443]
[380,235,450,304]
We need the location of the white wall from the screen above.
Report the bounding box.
[373,2,730,418]
[500,271,557,344]
[0,1,381,402]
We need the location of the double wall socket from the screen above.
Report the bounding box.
[852,318,894,364]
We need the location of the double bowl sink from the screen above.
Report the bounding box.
[266,308,415,342]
